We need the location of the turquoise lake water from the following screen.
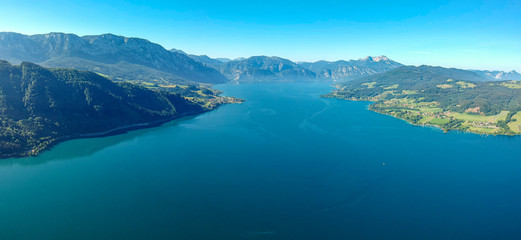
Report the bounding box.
[1,82,521,239]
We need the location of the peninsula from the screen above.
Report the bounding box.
[324,66,521,135]
[0,61,241,158]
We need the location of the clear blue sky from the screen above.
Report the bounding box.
[0,0,520,71]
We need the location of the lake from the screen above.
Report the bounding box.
[1,82,521,239]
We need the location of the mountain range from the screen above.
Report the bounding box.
[298,56,403,81]
[0,32,419,84]
[473,70,521,81]
[2,32,519,84]
[217,56,317,82]
[0,32,228,84]
[181,54,520,82]
[1,31,521,157]
[178,54,403,82]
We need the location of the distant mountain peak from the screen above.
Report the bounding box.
[362,56,389,62]
[170,48,187,55]
[472,69,521,81]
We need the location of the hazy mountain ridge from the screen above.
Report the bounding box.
[184,53,226,69]
[415,65,491,82]
[337,65,490,89]
[183,53,520,83]
[0,32,228,84]
[218,56,317,82]
[473,70,521,81]
[2,32,517,85]
[183,54,403,82]
[298,56,403,81]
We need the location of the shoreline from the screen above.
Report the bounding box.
[370,108,518,136]
[3,110,207,160]
[1,90,245,160]
[324,95,519,137]
[77,111,203,138]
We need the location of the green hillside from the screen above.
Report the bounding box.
[324,65,521,135]
[0,61,238,158]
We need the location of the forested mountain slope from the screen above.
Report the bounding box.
[0,61,218,158]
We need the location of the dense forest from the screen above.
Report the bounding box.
[0,60,225,158]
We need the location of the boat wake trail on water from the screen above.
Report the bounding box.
[312,175,387,215]
[313,192,370,214]
[298,97,331,134]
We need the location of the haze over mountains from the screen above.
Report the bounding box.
[175,53,405,82]
[298,56,403,81]
[218,56,317,82]
[0,32,520,85]
[0,32,228,84]
[473,70,521,81]
[178,50,520,82]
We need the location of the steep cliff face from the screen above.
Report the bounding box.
[0,32,228,84]
[299,56,403,81]
[219,56,317,82]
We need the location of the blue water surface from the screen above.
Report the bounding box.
[1,82,520,239]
